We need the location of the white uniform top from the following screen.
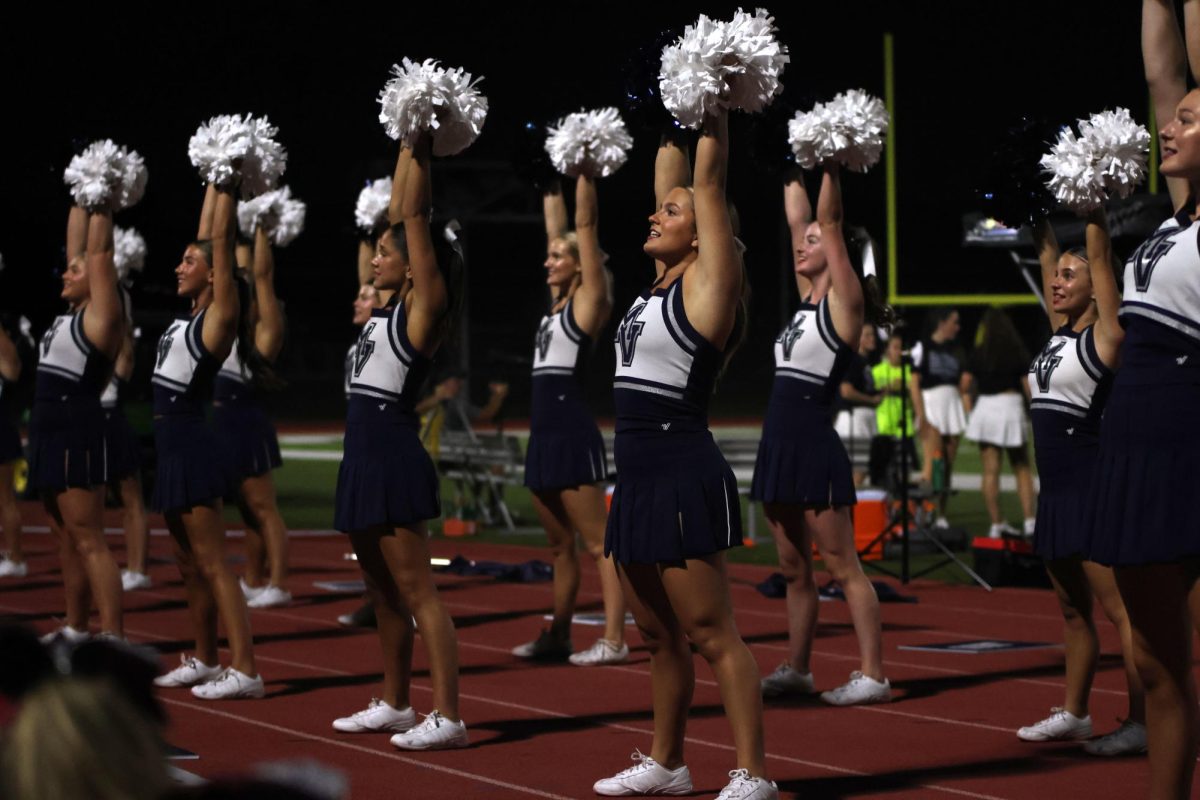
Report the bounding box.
[344,341,356,399]
[532,299,586,378]
[347,304,426,407]
[772,297,848,402]
[37,313,96,390]
[151,312,214,415]
[1028,324,1111,421]
[1121,212,1200,341]
[217,342,247,385]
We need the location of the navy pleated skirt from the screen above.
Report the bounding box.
[0,417,21,464]
[524,425,607,492]
[1087,381,1200,565]
[605,429,742,565]
[1032,442,1095,561]
[151,414,230,513]
[213,403,283,482]
[750,404,856,507]
[335,407,441,532]
[102,407,142,482]
[28,399,107,492]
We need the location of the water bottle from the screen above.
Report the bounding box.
[931,450,946,494]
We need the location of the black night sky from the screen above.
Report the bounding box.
[0,2,1156,418]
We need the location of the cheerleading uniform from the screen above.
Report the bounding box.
[100,375,141,482]
[212,344,282,481]
[963,352,1029,449]
[833,351,876,473]
[150,311,227,512]
[1090,211,1200,564]
[604,280,740,564]
[1028,324,1113,560]
[750,296,856,507]
[28,312,111,491]
[335,302,438,531]
[913,338,967,436]
[524,298,607,491]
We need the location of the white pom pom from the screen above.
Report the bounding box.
[272,186,306,247]
[789,90,889,172]
[355,177,393,233]
[240,115,289,199]
[238,186,305,247]
[238,191,277,239]
[189,115,253,186]
[377,58,488,156]
[63,140,123,208]
[544,108,633,177]
[658,8,789,129]
[113,226,147,283]
[115,147,148,210]
[1040,108,1149,213]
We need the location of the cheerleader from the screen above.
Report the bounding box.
[31,204,124,639]
[1016,213,1145,755]
[595,109,775,799]
[0,320,26,578]
[512,174,628,666]
[752,168,892,706]
[150,184,262,699]
[217,225,291,609]
[909,309,967,526]
[331,134,467,750]
[833,317,882,488]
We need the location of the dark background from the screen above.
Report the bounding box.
[0,2,1162,420]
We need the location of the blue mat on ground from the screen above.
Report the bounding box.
[755,573,916,603]
[436,555,553,582]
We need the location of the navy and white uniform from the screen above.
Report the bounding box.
[0,372,22,465]
[604,281,740,564]
[28,312,111,490]
[1029,325,1113,560]
[212,344,282,481]
[1090,211,1200,564]
[150,311,227,512]
[101,375,142,482]
[750,296,856,507]
[335,302,438,531]
[524,299,607,491]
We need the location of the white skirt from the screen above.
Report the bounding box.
[834,408,876,468]
[922,384,967,436]
[965,392,1028,448]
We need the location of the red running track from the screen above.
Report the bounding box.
[0,501,1188,799]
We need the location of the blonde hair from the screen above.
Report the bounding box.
[552,231,580,263]
[1,678,170,800]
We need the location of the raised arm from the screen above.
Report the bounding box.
[1144,0,1192,209]
[401,134,448,355]
[252,226,285,362]
[81,209,123,359]
[682,109,742,349]
[653,132,691,280]
[784,167,813,298]
[570,174,613,337]
[0,326,20,383]
[1031,218,1065,332]
[387,145,414,226]
[819,164,865,347]
[198,183,218,240]
[66,205,88,268]
[543,179,567,244]
[1086,208,1124,367]
[201,186,240,359]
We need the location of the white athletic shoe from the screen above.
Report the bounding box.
[39,625,90,645]
[0,557,27,578]
[568,638,629,666]
[988,522,1021,539]
[154,654,223,688]
[1023,517,1037,537]
[191,667,265,700]
[1082,719,1148,756]
[593,750,693,796]
[511,629,572,661]
[121,570,152,591]
[933,517,951,530]
[1017,707,1092,741]
[332,698,416,733]
[240,578,266,602]
[820,671,892,706]
[760,663,815,698]
[389,710,468,750]
[247,585,292,609]
[716,769,779,800]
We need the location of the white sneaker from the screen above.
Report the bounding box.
[247,585,292,609]
[988,522,1020,539]
[121,570,152,591]
[0,557,27,578]
[39,625,90,645]
[933,517,950,530]
[1023,517,1037,537]
[240,578,265,602]
[1082,719,1148,756]
[332,698,416,733]
[820,671,891,706]
[389,710,468,750]
[1017,707,1092,741]
[191,667,265,700]
[569,638,629,666]
[760,663,815,698]
[593,750,692,796]
[716,769,779,800]
[154,654,223,688]
[511,629,572,661]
